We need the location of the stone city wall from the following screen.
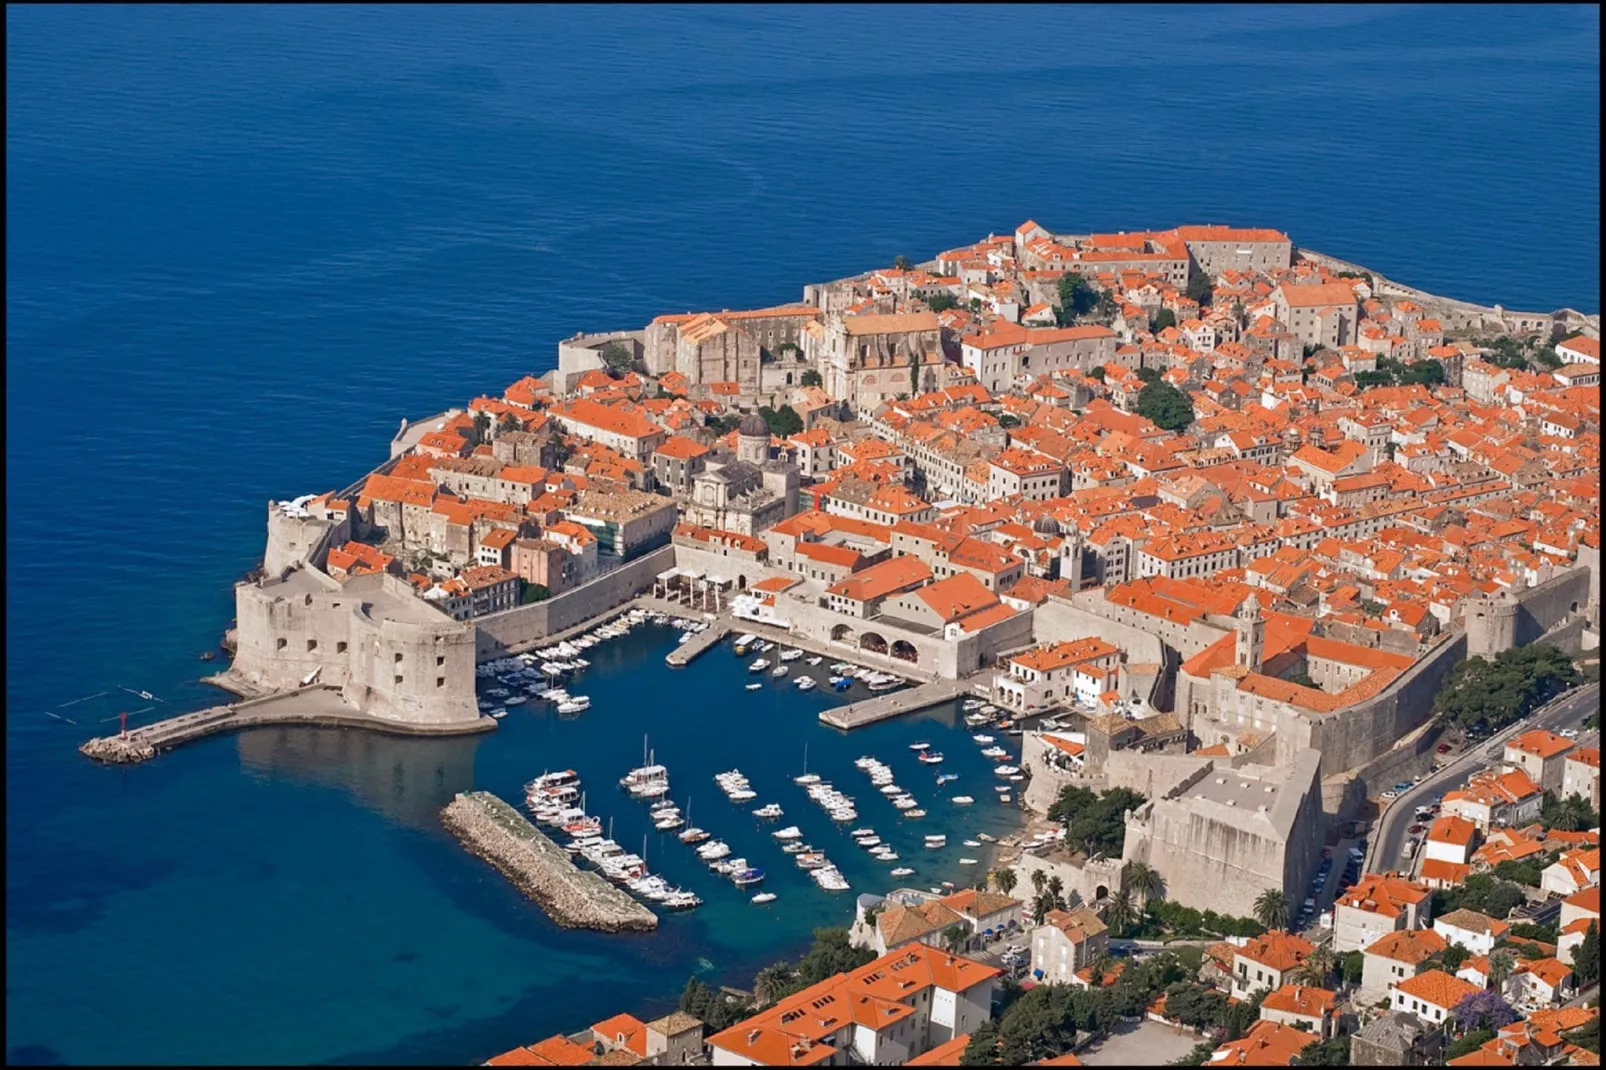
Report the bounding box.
[474,545,676,659]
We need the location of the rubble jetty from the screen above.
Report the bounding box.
[440,791,658,933]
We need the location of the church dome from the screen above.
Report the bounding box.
[1032,514,1061,536]
[738,412,769,438]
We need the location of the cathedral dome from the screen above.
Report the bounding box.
[738,412,769,438]
[1032,514,1061,536]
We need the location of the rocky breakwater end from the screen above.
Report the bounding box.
[79,736,157,764]
[440,791,657,933]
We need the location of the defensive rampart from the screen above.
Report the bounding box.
[474,545,676,658]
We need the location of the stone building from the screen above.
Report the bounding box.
[1120,749,1324,920]
[566,488,679,560]
[805,310,942,412]
[1028,907,1109,985]
[642,305,821,381]
[510,537,580,597]
[231,566,480,728]
[1270,282,1360,349]
[681,415,800,536]
[1348,1011,1445,1067]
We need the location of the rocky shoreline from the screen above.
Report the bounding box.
[79,736,157,763]
[440,791,658,933]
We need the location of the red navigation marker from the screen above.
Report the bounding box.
[119,711,128,739]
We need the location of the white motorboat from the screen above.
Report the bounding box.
[879,784,904,795]
[771,664,789,678]
[745,682,762,691]
[807,656,822,666]
[679,826,709,843]
[794,773,821,785]
[850,826,876,837]
[924,834,947,846]
[891,797,918,810]
[872,849,898,860]
[976,832,997,843]
[961,699,985,711]
[795,676,816,691]
[890,867,915,877]
[696,840,731,860]
[999,794,1012,803]
[916,752,944,764]
[972,734,995,744]
[557,697,592,714]
[749,659,770,673]
[994,765,1021,776]
[963,839,981,847]
[904,809,927,818]
[795,851,827,870]
[663,891,702,910]
[772,825,803,840]
[980,746,1007,758]
[856,836,882,848]
[959,858,980,865]
[751,892,777,904]
[952,796,975,806]
[489,708,508,719]
[779,648,803,662]
[729,789,757,802]
[753,803,784,819]
[654,814,684,830]
[909,741,930,751]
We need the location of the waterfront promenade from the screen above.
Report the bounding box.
[79,686,496,764]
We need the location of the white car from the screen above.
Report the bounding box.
[1560,728,1579,739]
[1401,838,1419,857]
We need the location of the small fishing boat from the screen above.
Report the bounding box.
[936,773,959,785]
[890,867,914,877]
[976,832,996,843]
[952,796,975,806]
[829,675,852,690]
[679,827,710,844]
[963,839,981,847]
[751,892,777,904]
[795,676,816,691]
[752,803,784,819]
[731,867,766,887]
[916,751,944,764]
[779,648,803,662]
[780,841,806,854]
[745,682,762,691]
[909,741,930,751]
[959,858,979,865]
[807,656,822,666]
[663,891,702,910]
[772,825,803,840]
[771,664,789,678]
[490,708,508,719]
[795,851,827,870]
[972,734,995,744]
[994,765,1021,776]
[749,658,770,673]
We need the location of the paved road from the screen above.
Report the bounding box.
[1368,683,1600,872]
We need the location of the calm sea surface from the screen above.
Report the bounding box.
[5,5,1599,1065]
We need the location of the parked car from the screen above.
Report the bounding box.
[1401,838,1419,857]
[1319,911,1333,930]
[1560,728,1579,739]
[1408,824,1426,835]
[1381,790,1398,800]
[1437,743,1453,754]
[1394,782,1411,792]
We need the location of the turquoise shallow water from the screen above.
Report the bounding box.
[5,5,1598,1065]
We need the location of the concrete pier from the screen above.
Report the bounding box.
[440,791,657,933]
[819,677,979,731]
[78,686,496,764]
[665,619,733,667]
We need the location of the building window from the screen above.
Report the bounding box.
[437,655,446,666]
[307,639,318,652]
[395,652,404,664]
[437,676,446,688]
[276,637,288,651]
[394,675,404,685]
[337,641,348,654]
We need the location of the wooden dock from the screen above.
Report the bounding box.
[818,677,979,730]
[665,619,733,667]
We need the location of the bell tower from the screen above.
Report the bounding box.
[1235,592,1265,673]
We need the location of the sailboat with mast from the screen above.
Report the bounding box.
[621,734,670,798]
[793,741,821,785]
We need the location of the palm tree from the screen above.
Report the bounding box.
[1489,949,1516,992]
[1030,869,1048,897]
[943,924,969,954]
[1294,943,1336,987]
[1125,861,1163,904]
[1047,875,1065,909]
[1084,951,1114,986]
[471,410,492,445]
[753,962,796,1006]
[1103,889,1138,937]
[993,868,1019,897]
[1253,888,1290,932]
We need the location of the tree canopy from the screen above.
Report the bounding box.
[1046,785,1146,859]
[1057,273,1098,324]
[1136,380,1196,432]
[599,341,635,372]
[1353,355,1447,389]
[927,292,960,313]
[1151,308,1177,333]
[1184,273,1214,306]
[758,404,803,437]
[799,368,823,388]
[1434,873,1527,921]
[1433,644,1580,734]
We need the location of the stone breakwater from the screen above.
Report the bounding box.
[440,791,658,933]
[79,735,158,763]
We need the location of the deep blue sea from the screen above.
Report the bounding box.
[6,5,1599,1065]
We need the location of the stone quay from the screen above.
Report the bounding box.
[440,791,658,933]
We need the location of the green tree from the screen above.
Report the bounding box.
[992,868,1018,896]
[706,413,742,436]
[1047,875,1066,910]
[1253,888,1290,931]
[600,341,635,373]
[1338,950,1364,985]
[959,1019,1001,1065]
[998,413,1021,429]
[752,961,795,1006]
[1173,1040,1217,1066]
[799,368,823,388]
[910,352,922,396]
[1151,308,1177,333]
[1135,366,1161,384]
[519,581,550,605]
[894,254,912,271]
[1294,942,1336,987]
[1185,273,1214,306]
[758,405,803,437]
[1126,861,1163,903]
[471,409,492,445]
[1489,948,1516,991]
[1440,942,1472,972]
[1087,365,1107,382]
[927,292,959,313]
[1576,920,1601,987]
[1565,1014,1601,1056]
[1047,786,1147,857]
[1541,791,1599,833]
[1433,644,1580,734]
[1031,869,1048,897]
[1136,380,1196,433]
[498,411,522,434]
[1292,1035,1349,1066]
[1057,273,1098,324]
[1104,889,1139,936]
[943,924,969,953]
